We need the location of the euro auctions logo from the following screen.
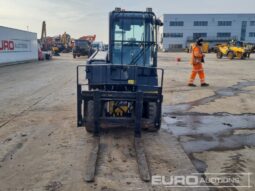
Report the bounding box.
[152,173,252,188]
[0,40,15,51]
[0,39,30,52]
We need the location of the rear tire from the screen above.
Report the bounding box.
[216,51,223,59]
[73,54,76,59]
[241,53,247,59]
[227,51,234,60]
[85,100,94,133]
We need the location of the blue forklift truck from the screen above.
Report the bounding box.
[76,8,164,182]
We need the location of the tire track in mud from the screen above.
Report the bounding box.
[0,77,73,129]
[204,153,247,191]
[217,153,247,191]
[0,95,77,190]
[0,77,75,180]
[0,140,26,163]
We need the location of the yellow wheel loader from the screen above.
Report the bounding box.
[216,41,250,60]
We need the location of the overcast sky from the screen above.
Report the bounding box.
[1,0,255,42]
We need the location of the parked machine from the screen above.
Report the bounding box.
[72,39,92,58]
[76,8,163,182]
[40,21,52,60]
[244,43,255,55]
[216,40,251,59]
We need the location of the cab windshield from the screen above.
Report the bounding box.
[111,14,156,66]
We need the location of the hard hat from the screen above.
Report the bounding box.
[196,38,203,46]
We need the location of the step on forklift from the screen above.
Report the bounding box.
[76,8,164,182]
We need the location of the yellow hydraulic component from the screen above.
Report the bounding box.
[108,101,129,116]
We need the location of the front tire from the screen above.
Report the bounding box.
[217,51,223,59]
[85,100,94,133]
[227,51,234,60]
[143,102,160,132]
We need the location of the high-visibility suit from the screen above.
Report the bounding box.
[189,45,206,84]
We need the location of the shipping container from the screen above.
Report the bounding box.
[0,26,38,64]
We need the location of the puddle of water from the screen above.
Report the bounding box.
[163,114,255,153]
[216,89,236,96]
[162,81,255,178]
[163,113,255,178]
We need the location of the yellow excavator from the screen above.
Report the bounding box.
[216,40,250,60]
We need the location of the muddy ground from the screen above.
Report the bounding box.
[161,52,255,191]
[0,52,254,191]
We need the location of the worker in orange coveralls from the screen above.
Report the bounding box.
[188,38,209,87]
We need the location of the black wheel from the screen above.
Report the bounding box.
[216,51,223,59]
[241,53,247,59]
[77,54,80,57]
[227,51,234,60]
[73,54,76,59]
[85,100,94,133]
[143,102,160,132]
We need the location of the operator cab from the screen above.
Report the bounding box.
[109,8,162,67]
[229,40,244,47]
[86,8,163,91]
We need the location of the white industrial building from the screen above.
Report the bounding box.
[159,14,255,51]
[0,26,38,65]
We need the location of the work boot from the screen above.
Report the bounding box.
[201,83,209,87]
[188,83,196,87]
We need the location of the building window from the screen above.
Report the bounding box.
[241,21,247,41]
[193,33,207,40]
[217,32,231,37]
[218,21,232,26]
[169,21,184,26]
[194,21,208,26]
[170,33,183,38]
[249,32,255,37]
[250,21,255,26]
[169,44,183,49]
[163,33,183,38]
[163,33,169,38]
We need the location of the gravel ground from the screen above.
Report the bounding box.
[0,53,208,191]
[0,52,254,190]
